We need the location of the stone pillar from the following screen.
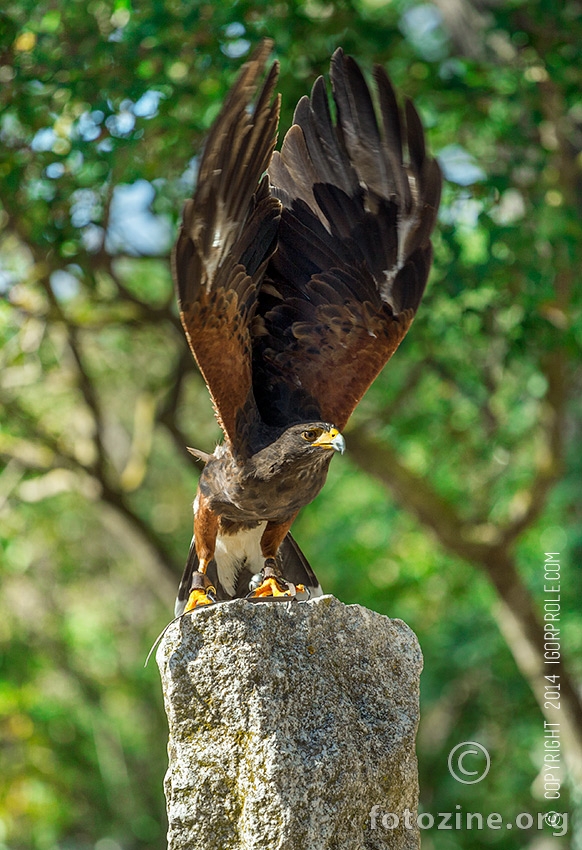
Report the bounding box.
[156,595,422,849]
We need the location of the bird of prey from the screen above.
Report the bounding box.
[172,40,441,614]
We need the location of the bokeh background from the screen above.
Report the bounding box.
[1,1,581,848]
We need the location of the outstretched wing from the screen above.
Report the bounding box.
[172,41,281,456]
[253,48,441,430]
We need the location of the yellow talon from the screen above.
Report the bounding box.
[250,577,297,598]
[184,586,217,611]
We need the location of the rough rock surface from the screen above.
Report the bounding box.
[156,594,422,850]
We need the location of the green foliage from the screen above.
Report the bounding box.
[1,1,581,848]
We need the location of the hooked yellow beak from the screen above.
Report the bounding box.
[312,427,346,454]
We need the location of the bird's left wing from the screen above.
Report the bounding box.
[253,49,441,431]
[172,41,281,455]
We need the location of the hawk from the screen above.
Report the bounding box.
[172,40,441,613]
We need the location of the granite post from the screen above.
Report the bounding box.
[156,594,423,849]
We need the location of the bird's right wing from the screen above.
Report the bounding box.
[172,41,281,456]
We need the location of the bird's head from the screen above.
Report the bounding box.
[241,422,345,507]
[296,423,345,455]
[245,423,345,486]
[275,422,345,465]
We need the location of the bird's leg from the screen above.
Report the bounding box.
[184,496,219,611]
[248,517,306,599]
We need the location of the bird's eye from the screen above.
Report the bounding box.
[302,428,321,443]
